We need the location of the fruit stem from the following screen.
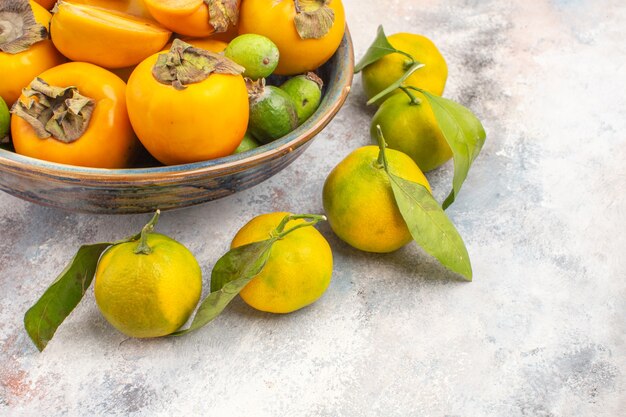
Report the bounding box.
[366,61,425,105]
[375,125,389,170]
[398,51,416,68]
[134,210,161,255]
[273,214,327,239]
[399,86,421,105]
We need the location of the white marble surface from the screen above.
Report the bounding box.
[1,0,625,415]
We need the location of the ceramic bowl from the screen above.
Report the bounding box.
[0,30,354,214]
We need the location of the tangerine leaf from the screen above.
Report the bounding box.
[24,243,112,351]
[388,172,472,280]
[170,239,275,336]
[355,25,400,73]
[419,90,486,209]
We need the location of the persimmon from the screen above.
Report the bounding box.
[0,0,66,106]
[239,0,345,75]
[210,22,239,42]
[51,1,172,69]
[143,0,239,38]
[33,0,57,10]
[126,39,249,165]
[11,62,137,168]
[66,0,153,19]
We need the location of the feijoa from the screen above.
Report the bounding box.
[234,132,260,154]
[248,80,299,144]
[0,97,9,145]
[224,34,279,80]
[280,72,323,125]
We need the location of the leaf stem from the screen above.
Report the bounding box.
[406,85,425,93]
[398,51,416,67]
[366,61,425,105]
[134,210,160,255]
[399,86,422,105]
[375,125,389,170]
[272,214,327,239]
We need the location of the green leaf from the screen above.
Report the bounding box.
[355,25,401,73]
[366,61,424,105]
[419,90,486,209]
[388,173,472,280]
[170,239,275,336]
[24,243,112,351]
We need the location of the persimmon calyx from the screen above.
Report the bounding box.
[11,78,95,143]
[0,0,49,54]
[293,0,335,40]
[205,0,239,33]
[152,39,244,90]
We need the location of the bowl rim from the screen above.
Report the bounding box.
[0,28,354,185]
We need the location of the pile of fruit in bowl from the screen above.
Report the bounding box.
[0,0,354,213]
[18,8,491,351]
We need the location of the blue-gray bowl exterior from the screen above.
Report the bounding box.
[0,31,355,214]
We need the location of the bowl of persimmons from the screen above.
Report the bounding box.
[0,0,353,213]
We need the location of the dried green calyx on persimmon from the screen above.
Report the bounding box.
[293,0,335,39]
[205,0,239,33]
[152,39,244,90]
[11,78,95,143]
[0,0,49,54]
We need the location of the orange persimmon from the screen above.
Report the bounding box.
[51,1,172,69]
[239,0,345,75]
[11,62,137,168]
[33,0,57,9]
[126,39,248,165]
[143,0,239,38]
[0,1,66,106]
[66,0,153,19]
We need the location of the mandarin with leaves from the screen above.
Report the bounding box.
[324,126,473,279]
[357,27,448,105]
[95,212,202,338]
[231,212,333,313]
[323,143,431,253]
[371,87,452,172]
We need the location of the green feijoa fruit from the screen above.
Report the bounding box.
[224,34,279,80]
[280,72,323,125]
[248,80,299,144]
[0,97,10,146]
[234,132,260,154]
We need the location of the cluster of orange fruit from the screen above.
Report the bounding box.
[0,0,346,167]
